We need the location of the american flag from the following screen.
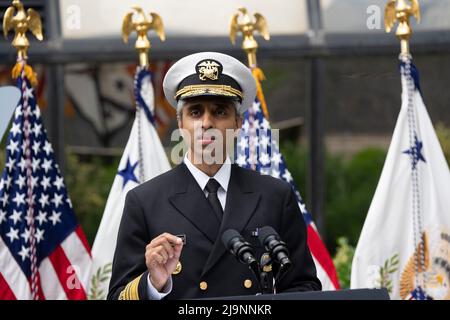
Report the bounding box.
[235,67,340,290]
[0,62,92,300]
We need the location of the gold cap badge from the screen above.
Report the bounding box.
[196,60,221,81]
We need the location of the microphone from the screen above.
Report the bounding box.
[222,229,262,293]
[221,229,258,267]
[258,226,292,270]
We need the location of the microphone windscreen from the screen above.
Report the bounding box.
[258,226,277,246]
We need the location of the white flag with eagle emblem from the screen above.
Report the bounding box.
[351,57,450,300]
[89,67,171,299]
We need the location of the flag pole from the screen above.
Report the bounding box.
[229,7,270,118]
[2,0,44,300]
[122,6,165,68]
[228,7,341,290]
[385,0,428,295]
[384,0,421,58]
[121,7,165,183]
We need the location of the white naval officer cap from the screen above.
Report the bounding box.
[163,52,257,115]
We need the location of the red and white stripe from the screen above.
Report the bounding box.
[58,227,92,296]
[0,235,32,299]
[307,224,340,290]
[0,229,91,300]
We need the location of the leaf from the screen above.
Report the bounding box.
[388,267,398,274]
[104,263,113,270]
[88,264,113,300]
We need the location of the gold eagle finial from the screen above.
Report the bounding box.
[229,7,270,67]
[2,0,43,60]
[385,0,420,56]
[122,6,165,67]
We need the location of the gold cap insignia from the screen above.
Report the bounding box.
[196,60,222,81]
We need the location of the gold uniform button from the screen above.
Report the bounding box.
[244,279,252,289]
[172,262,182,275]
[199,281,208,291]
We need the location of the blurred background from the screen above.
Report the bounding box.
[1,0,450,288]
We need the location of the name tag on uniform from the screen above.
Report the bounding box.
[251,228,260,237]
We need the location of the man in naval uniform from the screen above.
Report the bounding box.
[107,52,321,300]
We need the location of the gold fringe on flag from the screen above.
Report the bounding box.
[12,62,38,87]
[251,67,269,119]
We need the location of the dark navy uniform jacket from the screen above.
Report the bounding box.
[107,163,321,299]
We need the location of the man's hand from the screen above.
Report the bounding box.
[145,233,183,292]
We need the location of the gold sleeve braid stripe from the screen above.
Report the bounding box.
[118,274,143,300]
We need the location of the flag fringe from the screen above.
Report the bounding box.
[251,67,269,119]
[12,62,38,87]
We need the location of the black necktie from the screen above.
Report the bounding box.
[206,178,223,220]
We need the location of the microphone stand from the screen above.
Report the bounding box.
[247,260,265,294]
[259,270,273,294]
[271,261,291,293]
[246,257,272,295]
[258,253,274,294]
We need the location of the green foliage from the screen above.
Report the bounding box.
[281,142,386,287]
[65,153,119,245]
[333,237,355,289]
[325,148,386,250]
[281,142,386,252]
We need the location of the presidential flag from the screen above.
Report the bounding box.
[89,66,171,299]
[0,61,92,300]
[235,67,340,290]
[351,56,450,300]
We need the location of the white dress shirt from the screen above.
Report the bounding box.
[183,153,231,210]
[147,153,232,299]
